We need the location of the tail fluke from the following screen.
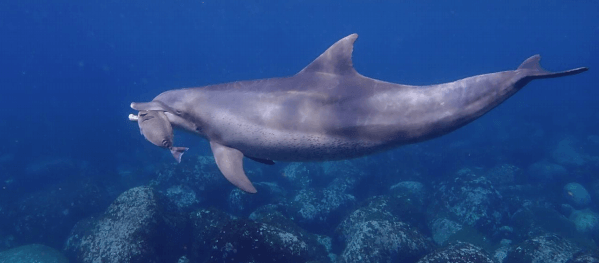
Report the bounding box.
[170,147,189,163]
[518,55,588,79]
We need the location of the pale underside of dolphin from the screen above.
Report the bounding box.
[130,33,588,193]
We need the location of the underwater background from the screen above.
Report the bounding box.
[0,0,598,262]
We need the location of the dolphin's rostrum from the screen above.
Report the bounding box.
[130,34,587,193]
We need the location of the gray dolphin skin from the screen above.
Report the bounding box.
[129,34,587,193]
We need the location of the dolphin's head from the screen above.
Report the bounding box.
[131,98,200,134]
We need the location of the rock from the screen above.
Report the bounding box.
[416,241,495,263]
[494,239,513,263]
[592,180,599,207]
[280,162,322,190]
[552,138,587,167]
[177,255,190,263]
[390,181,427,206]
[321,160,367,193]
[499,185,539,202]
[283,187,356,233]
[429,221,494,251]
[569,209,599,236]
[497,226,515,239]
[567,250,599,263]
[336,196,397,239]
[165,184,199,211]
[510,203,578,242]
[249,205,306,235]
[228,182,286,216]
[189,208,234,260]
[0,244,68,263]
[338,194,430,238]
[339,220,433,263]
[190,208,329,263]
[274,160,367,230]
[428,217,463,246]
[485,164,522,186]
[564,183,592,208]
[0,233,15,251]
[427,168,505,241]
[277,161,370,232]
[63,217,96,259]
[337,196,433,263]
[325,172,360,196]
[527,160,568,184]
[213,220,328,263]
[152,155,260,208]
[505,234,582,263]
[64,186,187,263]
[5,178,110,247]
[250,205,335,260]
[389,181,429,231]
[154,156,222,190]
[562,204,576,217]
[316,235,337,262]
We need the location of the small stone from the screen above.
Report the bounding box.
[569,209,599,235]
[527,160,568,184]
[564,183,592,208]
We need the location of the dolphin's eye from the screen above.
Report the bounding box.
[162,140,169,147]
[175,110,182,115]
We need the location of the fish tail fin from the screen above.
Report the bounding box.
[518,55,588,79]
[170,147,189,163]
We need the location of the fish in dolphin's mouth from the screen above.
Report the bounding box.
[130,110,188,163]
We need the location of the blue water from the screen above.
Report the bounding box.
[0,0,597,260]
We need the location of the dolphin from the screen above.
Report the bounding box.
[130,34,587,193]
[129,110,188,163]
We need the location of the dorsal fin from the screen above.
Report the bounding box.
[517,54,549,73]
[298,33,359,76]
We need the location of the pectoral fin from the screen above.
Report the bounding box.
[209,141,257,194]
